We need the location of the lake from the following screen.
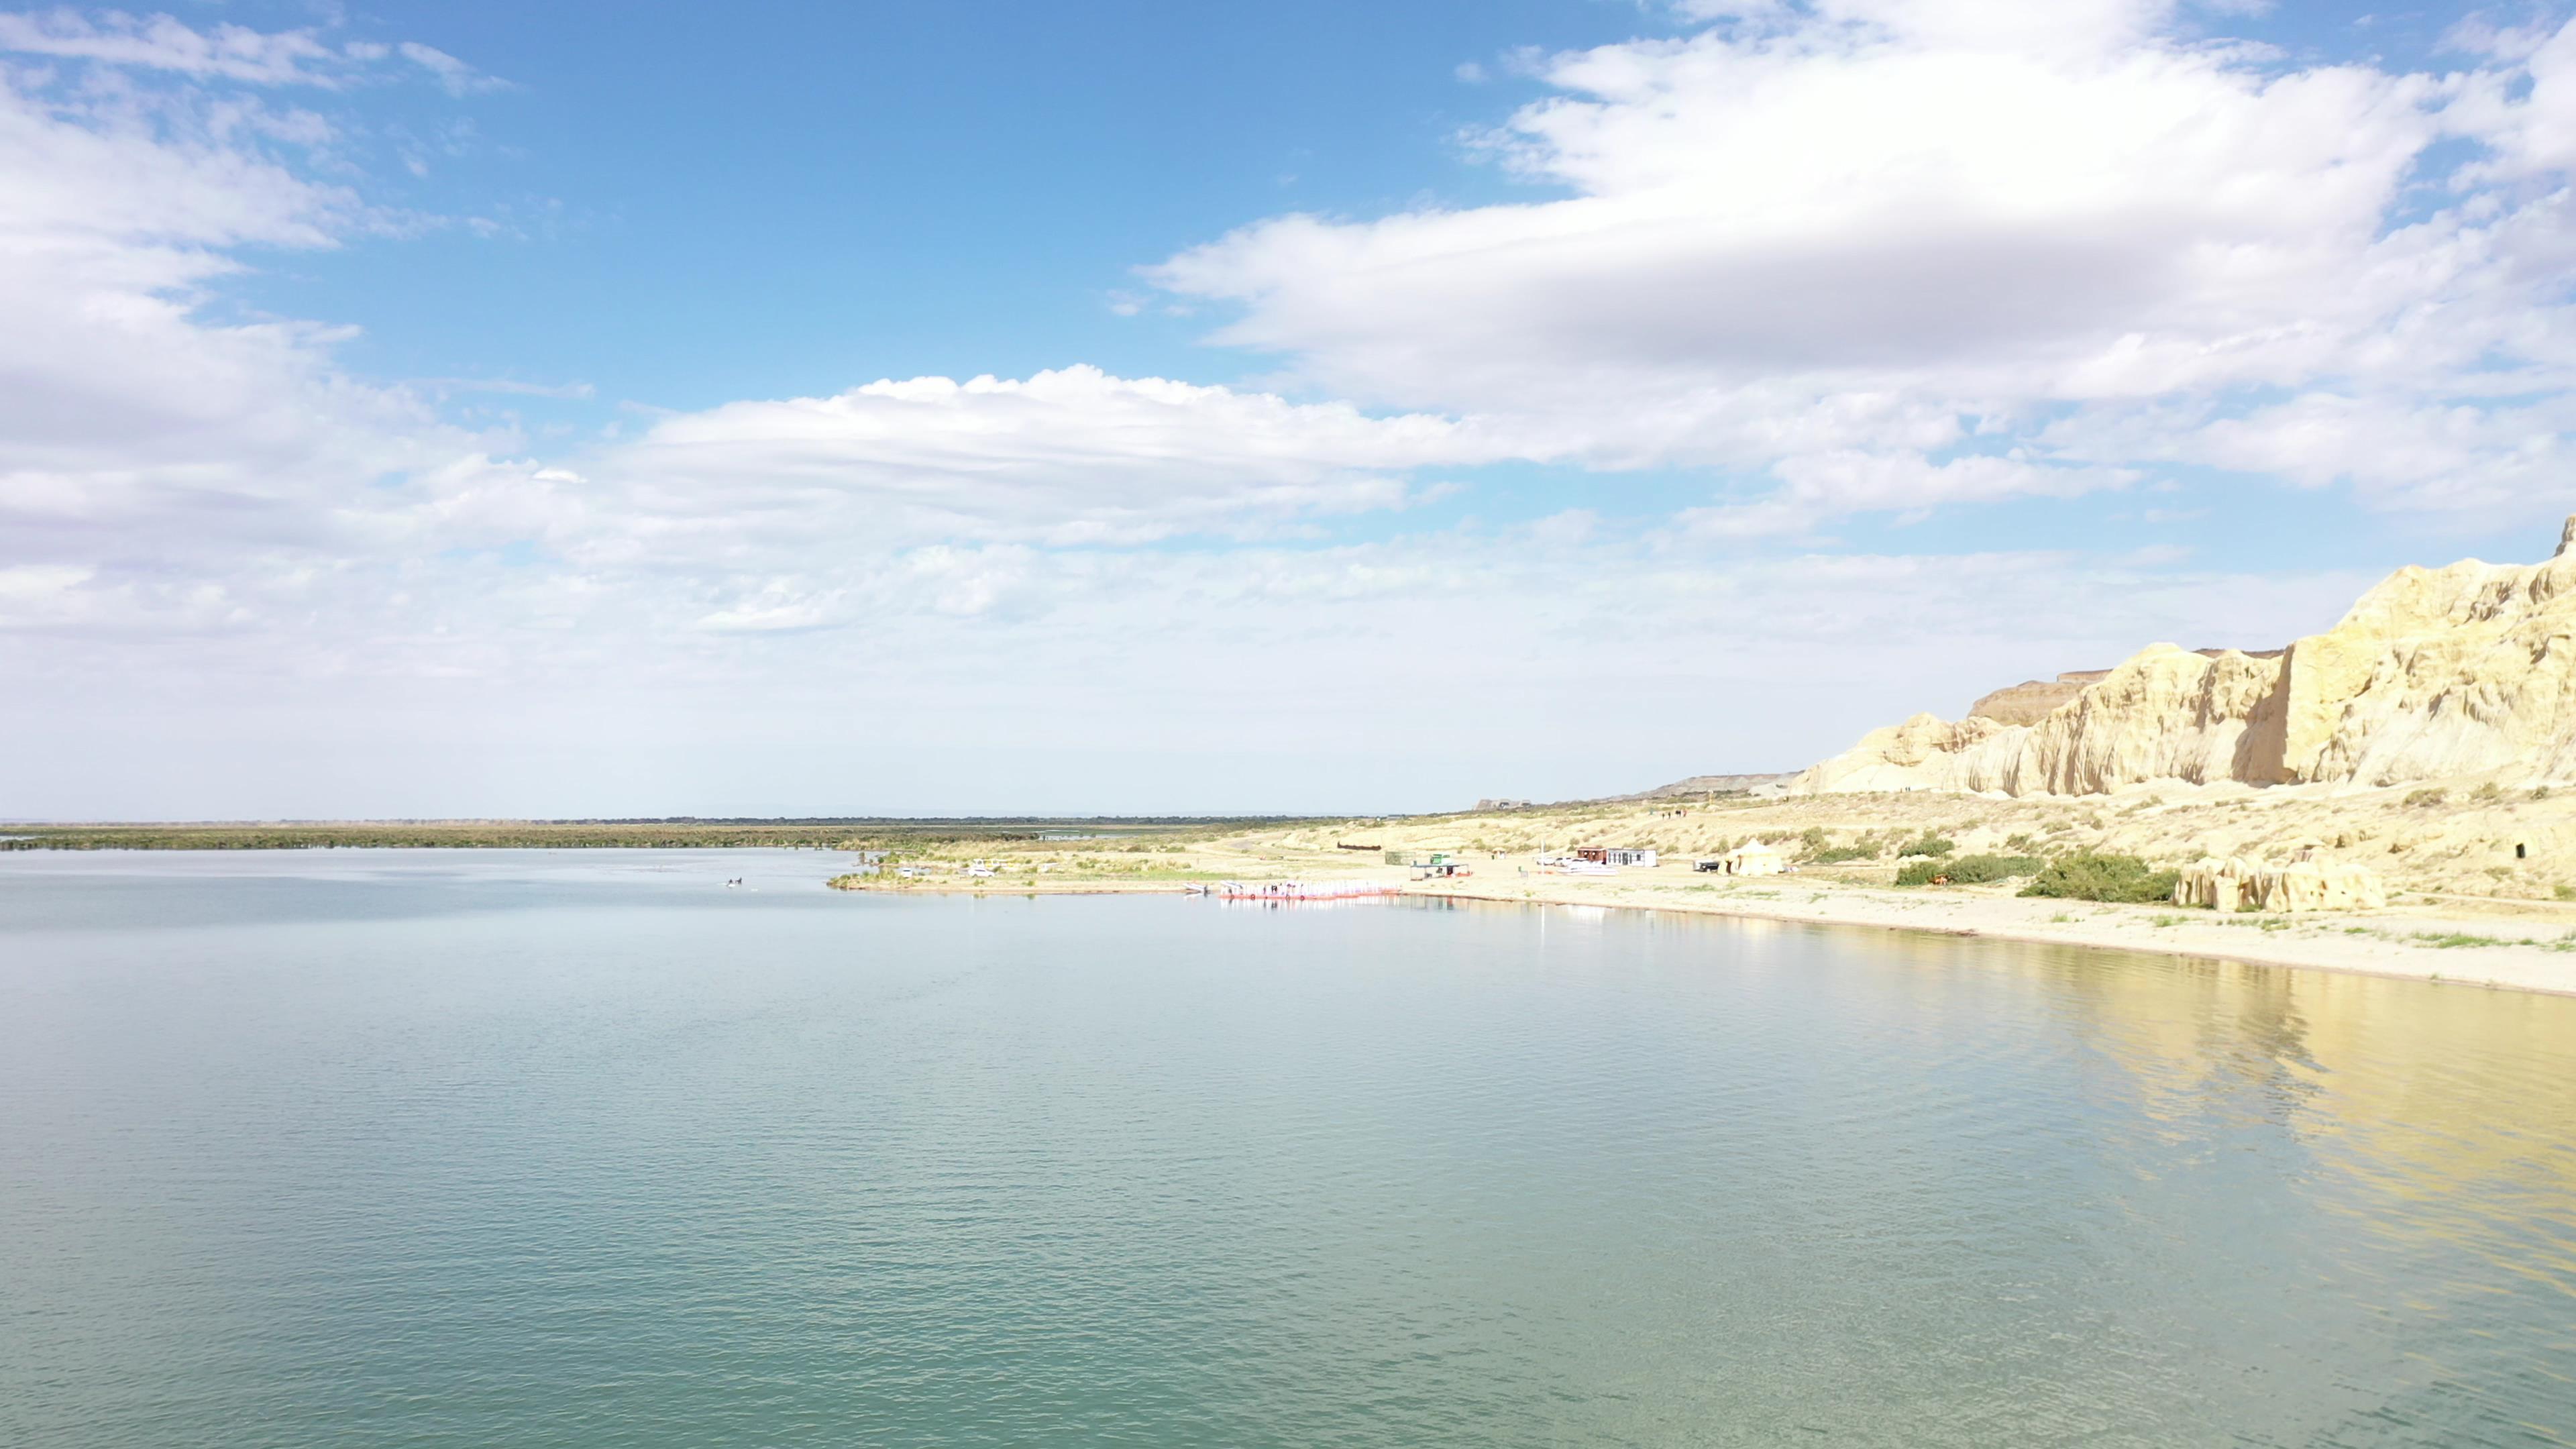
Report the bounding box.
[3,849,2573,1447]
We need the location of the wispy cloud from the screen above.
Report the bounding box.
[396,40,506,95]
[419,378,599,400]
[0,8,500,91]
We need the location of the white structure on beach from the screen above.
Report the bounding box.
[1705,841,1785,877]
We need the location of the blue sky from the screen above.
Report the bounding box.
[5,0,2575,817]
[248,1,1652,402]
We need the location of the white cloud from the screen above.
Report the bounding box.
[418,377,597,400]
[0,34,504,653]
[1150,4,2576,523]
[0,9,349,85]
[0,9,501,91]
[606,366,1533,547]
[11,1,2576,815]
[1682,451,2133,536]
[2048,391,2576,511]
[395,40,503,96]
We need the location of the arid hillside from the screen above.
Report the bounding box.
[1797,519,2576,798]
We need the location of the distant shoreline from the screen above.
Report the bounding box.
[15,812,2576,998]
[0,818,1287,852]
[837,868,2576,999]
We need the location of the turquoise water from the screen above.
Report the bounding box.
[3,851,2573,1447]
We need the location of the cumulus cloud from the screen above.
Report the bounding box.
[1150,1,2576,525]
[0,76,380,527]
[11,1,2576,813]
[0,21,517,666]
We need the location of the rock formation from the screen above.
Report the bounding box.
[1616,772,1796,800]
[2172,854,2387,912]
[1796,518,2576,797]
[1966,672,2108,727]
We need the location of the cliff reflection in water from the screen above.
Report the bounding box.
[2064,949,2572,1269]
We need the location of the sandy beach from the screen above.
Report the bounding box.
[836,837,2576,998]
[1423,865,2576,996]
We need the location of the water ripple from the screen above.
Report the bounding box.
[1,855,2572,1446]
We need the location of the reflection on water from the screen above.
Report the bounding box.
[2023,941,2576,1295]
[0,852,2571,1449]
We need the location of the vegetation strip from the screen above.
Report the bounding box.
[0,818,1303,852]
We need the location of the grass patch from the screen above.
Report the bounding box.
[2412,932,2510,949]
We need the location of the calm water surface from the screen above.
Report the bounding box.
[3,849,2573,1447]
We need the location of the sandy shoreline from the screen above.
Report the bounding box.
[847,864,2576,997]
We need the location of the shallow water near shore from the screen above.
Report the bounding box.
[3,849,2574,1447]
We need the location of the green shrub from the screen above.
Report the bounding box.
[1896,835,1955,858]
[2019,853,2180,903]
[2403,788,2447,808]
[1898,853,2044,887]
[2003,832,2035,851]
[1812,845,1877,863]
[1945,853,2045,884]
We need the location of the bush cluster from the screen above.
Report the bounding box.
[1811,845,1878,863]
[2018,852,2180,903]
[1896,853,2044,887]
[1896,835,1955,859]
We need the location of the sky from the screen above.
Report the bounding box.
[7,0,2576,819]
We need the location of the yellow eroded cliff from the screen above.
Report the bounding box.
[1796,520,2576,797]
